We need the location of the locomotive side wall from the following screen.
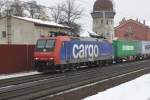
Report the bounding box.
[60,40,113,64]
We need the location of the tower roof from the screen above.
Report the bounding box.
[93,0,113,11]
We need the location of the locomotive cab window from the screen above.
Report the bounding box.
[37,40,46,49]
[36,39,55,51]
[46,39,55,49]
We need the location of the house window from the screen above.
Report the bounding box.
[96,20,98,24]
[2,31,6,38]
[111,20,113,24]
[101,20,103,24]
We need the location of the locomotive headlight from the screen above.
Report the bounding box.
[35,57,39,60]
[49,57,54,60]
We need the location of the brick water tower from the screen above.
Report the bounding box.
[91,0,115,42]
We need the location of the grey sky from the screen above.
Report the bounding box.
[23,0,150,31]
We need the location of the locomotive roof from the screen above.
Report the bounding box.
[38,36,107,42]
[71,37,105,42]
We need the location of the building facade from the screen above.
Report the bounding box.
[115,19,150,41]
[0,16,71,45]
[91,0,115,42]
[0,16,71,74]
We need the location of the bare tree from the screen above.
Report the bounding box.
[10,0,24,16]
[2,0,13,16]
[62,0,83,34]
[0,0,6,17]
[49,0,83,23]
[49,0,83,34]
[23,1,38,18]
[62,0,83,23]
[35,5,48,20]
[23,1,47,20]
[1,0,25,17]
[49,3,64,23]
[0,0,48,20]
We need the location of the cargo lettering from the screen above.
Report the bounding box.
[122,45,134,51]
[73,44,99,59]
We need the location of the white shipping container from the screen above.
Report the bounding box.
[140,41,150,54]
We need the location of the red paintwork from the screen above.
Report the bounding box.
[34,36,70,64]
[0,45,35,74]
[54,36,70,64]
[34,52,54,61]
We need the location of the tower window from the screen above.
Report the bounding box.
[101,20,103,24]
[96,20,98,24]
[106,20,109,24]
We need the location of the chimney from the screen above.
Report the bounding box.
[119,17,126,25]
[143,20,146,25]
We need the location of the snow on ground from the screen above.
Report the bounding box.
[0,71,40,80]
[84,74,150,100]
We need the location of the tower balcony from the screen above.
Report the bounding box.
[91,11,115,18]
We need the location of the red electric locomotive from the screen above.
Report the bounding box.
[33,35,113,72]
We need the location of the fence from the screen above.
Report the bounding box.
[0,45,35,74]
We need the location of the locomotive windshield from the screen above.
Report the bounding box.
[36,39,55,51]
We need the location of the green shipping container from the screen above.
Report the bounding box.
[113,40,140,57]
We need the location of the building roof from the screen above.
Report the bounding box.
[115,19,149,29]
[13,16,70,29]
[93,0,113,11]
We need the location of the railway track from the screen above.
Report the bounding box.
[0,60,144,88]
[0,61,140,88]
[0,60,150,100]
[0,67,103,88]
[0,74,43,88]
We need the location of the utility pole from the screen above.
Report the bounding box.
[6,9,12,44]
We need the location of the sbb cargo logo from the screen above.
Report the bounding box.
[73,44,99,59]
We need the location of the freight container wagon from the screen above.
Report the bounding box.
[113,40,140,62]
